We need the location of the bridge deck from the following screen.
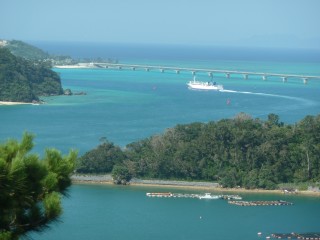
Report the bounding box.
[93,63,320,81]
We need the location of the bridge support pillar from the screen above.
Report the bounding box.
[243,74,248,80]
[262,75,267,81]
[175,69,180,74]
[303,78,308,84]
[208,72,213,77]
[225,73,230,78]
[282,77,287,82]
[191,71,196,76]
[160,69,164,73]
[131,67,135,71]
[145,68,149,72]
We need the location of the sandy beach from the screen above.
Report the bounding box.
[0,101,32,105]
[54,63,96,69]
[71,174,320,196]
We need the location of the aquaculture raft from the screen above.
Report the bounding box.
[228,200,293,206]
[146,192,242,200]
[270,232,320,239]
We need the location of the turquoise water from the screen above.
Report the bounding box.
[1,44,320,239]
[31,185,320,240]
[1,63,320,154]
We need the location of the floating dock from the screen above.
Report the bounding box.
[228,200,293,206]
[146,192,242,200]
[270,232,320,239]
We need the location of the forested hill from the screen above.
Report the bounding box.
[77,113,320,189]
[2,40,50,60]
[0,48,63,102]
[1,39,74,66]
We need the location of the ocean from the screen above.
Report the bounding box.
[1,42,320,239]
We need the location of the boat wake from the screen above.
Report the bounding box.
[220,89,316,106]
[221,89,286,97]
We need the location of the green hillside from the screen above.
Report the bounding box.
[77,113,320,189]
[3,40,50,60]
[0,47,63,102]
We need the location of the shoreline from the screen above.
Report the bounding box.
[54,63,96,69]
[0,101,32,106]
[71,174,320,196]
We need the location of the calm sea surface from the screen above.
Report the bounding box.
[1,43,320,239]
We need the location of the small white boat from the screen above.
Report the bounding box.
[222,195,242,200]
[198,193,220,200]
[187,77,223,91]
[230,195,242,200]
[146,192,173,197]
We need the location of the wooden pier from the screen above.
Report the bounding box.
[228,200,293,206]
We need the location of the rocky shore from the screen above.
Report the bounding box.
[71,174,320,196]
[71,174,219,188]
[71,174,113,183]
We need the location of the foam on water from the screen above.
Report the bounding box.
[220,89,316,107]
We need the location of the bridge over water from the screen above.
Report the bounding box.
[92,63,320,84]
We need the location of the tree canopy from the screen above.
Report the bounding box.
[76,141,125,174]
[0,47,63,102]
[77,113,320,189]
[4,40,50,61]
[0,133,77,240]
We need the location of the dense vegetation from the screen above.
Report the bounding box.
[4,40,50,60]
[2,39,115,65]
[77,113,320,189]
[0,133,77,240]
[0,48,63,102]
[2,40,75,66]
[77,141,125,174]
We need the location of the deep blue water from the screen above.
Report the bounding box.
[1,43,320,240]
[31,41,320,62]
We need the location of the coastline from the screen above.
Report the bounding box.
[54,63,96,69]
[71,174,320,196]
[0,101,32,105]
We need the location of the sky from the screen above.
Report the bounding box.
[1,0,320,49]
